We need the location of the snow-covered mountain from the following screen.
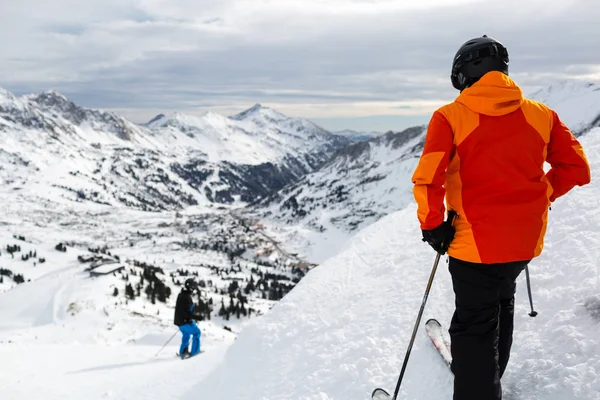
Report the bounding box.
[334,129,384,143]
[0,90,349,211]
[0,198,309,399]
[0,80,598,400]
[529,80,600,136]
[248,80,600,263]
[248,125,426,262]
[0,91,320,398]
[185,128,600,400]
[148,103,347,167]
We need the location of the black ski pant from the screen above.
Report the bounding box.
[448,256,528,400]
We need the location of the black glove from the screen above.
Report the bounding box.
[422,220,455,255]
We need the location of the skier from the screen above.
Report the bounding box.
[174,278,202,359]
[411,35,591,400]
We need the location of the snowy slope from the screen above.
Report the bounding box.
[529,81,600,136]
[249,80,600,263]
[230,103,349,161]
[149,104,348,167]
[0,191,307,399]
[0,89,348,211]
[248,126,426,262]
[335,129,385,143]
[187,128,599,400]
[0,243,235,400]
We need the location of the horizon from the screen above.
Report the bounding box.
[1,75,597,133]
[1,0,599,133]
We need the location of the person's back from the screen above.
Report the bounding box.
[173,279,202,358]
[415,70,590,264]
[174,288,193,326]
[411,35,590,400]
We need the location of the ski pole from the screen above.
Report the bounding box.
[524,265,538,317]
[155,330,179,357]
[389,211,457,400]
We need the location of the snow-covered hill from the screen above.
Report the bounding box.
[186,127,599,400]
[334,129,384,143]
[249,80,600,263]
[529,80,600,136]
[248,126,426,262]
[0,90,348,211]
[0,183,309,399]
[148,103,347,168]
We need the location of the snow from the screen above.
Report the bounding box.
[529,81,600,134]
[0,241,235,400]
[0,343,228,400]
[0,81,598,400]
[0,87,347,211]
[0,164,304,399]
[334,129,384,143]
[186,130,600,400]
[147,103,346,166]
[254,80,600,265]
[252,127,426,264]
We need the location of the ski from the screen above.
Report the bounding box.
[370,319,452,400]
[371,388,392,400]
[176,350,204,360]
[425,318,452,369]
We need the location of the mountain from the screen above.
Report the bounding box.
[248,125,426,262]
[0,189,309,399]
[528,80,600,136]
[185,128,600,400]
[0,95,321,400]
[334,129,384,143]
[247,80,600,263]
[150,104,347,167]
[0,90,349,211]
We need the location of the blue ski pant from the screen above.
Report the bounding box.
[179,322,201,355]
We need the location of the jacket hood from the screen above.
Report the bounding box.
[456,71,524,116]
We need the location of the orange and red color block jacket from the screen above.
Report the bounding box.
[411,71,591,264]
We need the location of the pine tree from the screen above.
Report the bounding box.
[219,299,226,317]
[125,283,135,300]
[156,281,167,303]
[113,287,119,297]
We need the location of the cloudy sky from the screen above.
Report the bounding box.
[1,0,599,131]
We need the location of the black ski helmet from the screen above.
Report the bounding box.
[451,34,509,91]
[184,278,197,291]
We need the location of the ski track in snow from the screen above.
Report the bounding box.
[0,254,234,400]
[184,129,600,400]
[0,343,228,400]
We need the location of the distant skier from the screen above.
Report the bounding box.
[174,278,202,359]
[411,35,591,400]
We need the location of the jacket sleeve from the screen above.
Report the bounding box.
[545,112,591,202]
[411,111,454,230]
[183,295,194,322]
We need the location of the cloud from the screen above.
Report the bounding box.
[0,0,598,128]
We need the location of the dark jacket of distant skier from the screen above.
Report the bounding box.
[174,279,202,359]
[411,34,591,400]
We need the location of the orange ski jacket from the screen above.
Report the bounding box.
[411,72,591,264]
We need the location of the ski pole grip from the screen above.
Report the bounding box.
[447,210,457,225]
